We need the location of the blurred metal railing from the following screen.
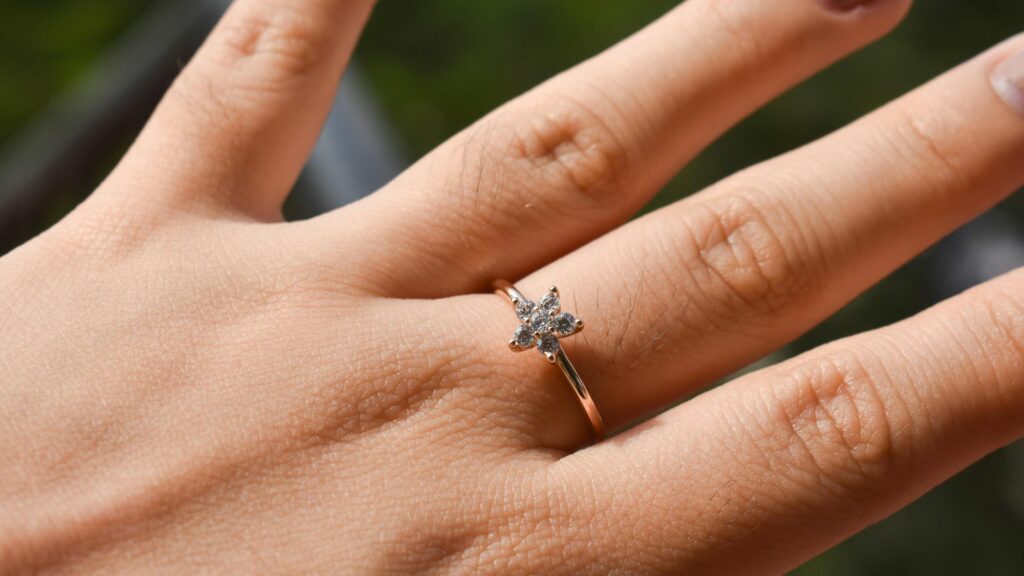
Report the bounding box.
[0,0,402,253]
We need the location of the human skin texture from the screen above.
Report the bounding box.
[3,0,1024,573]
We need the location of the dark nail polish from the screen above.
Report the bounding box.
[820,0,872,12]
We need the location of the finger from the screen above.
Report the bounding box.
[96,0,375,220]
[555,266,1024,575]
[510,33,1024,439]
[330,0,910,296]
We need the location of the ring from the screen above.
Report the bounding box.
[493,280,606,442]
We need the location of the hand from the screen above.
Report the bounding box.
[3,0,1024,573]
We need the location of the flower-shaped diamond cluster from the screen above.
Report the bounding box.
[508,286,583,362]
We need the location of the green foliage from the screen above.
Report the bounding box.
[0,0,147,146]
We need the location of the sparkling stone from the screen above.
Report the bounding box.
[539,292,560,314]
[529,310,551,333]
[537,334,560,355]
[515,299,535,322]
[552,312,578,336]
[512,325,535,348]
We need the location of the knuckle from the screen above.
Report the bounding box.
[173,4,328,120]
[962,288,1024,413]
[215,6,326,82]
[500,92,631,205]
[891,107,970,195]
[766,350,900,498]
[680,192,815,316]
[702,0,767,68]
[984,293,1024,366]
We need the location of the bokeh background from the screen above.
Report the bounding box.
[2,1,1023,573]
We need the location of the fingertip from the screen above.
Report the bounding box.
[764,0,913,65]
[819,0,913,40]
[819,0,912,16]
[990,43,1024,118]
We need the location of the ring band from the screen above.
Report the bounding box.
[494,280,605,442]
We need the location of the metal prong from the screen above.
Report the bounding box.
[548,285,559,295]
[544,351,557,363]
[509,340,530,351]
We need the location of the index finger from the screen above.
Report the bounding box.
[93,0,375,220]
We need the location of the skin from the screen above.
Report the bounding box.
[2,0,1024,573]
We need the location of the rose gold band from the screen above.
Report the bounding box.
[494,280,606,442]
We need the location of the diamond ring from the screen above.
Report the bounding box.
[494,280,605,442]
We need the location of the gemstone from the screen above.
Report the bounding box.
[512,325,535,347]
[537,334,560,355]
[539,292,560,314]
[515,299,535,322]
[552,312,578,336]
[529,310,551,333]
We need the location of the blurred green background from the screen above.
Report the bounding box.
[2,1,1023,573]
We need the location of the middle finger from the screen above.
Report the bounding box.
[331,0,910,297]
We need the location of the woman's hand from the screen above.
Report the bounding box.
[3,0,1024,573]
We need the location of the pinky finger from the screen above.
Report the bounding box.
[556,267,1024,575]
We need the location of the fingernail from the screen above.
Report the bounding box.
[820,0,873,12]
[992,47,1024,117]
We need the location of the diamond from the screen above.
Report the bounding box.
[505,286,583,360]
[529,310,551,333]
[515,299,535,322]
[512,325,535,347]
[537,334,560,355]
[539,292,560,314]
[552,312,578,336]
